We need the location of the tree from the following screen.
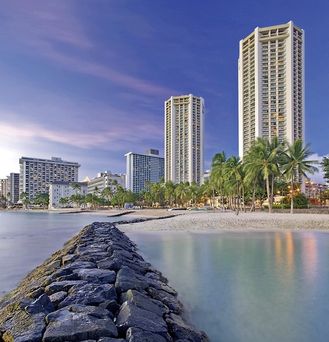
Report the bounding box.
[322,157,329,184]
[245,138,283,213]
[281,139,318,214]
[20,192,30,209]
[34,193,49,209]
[59,197,69,207]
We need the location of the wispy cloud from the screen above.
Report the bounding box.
[0,117,162,150]
[0,0,175,96]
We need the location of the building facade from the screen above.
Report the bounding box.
[8,173,20,204]
[165,94,204,185]
[125,149,164,193]
[19,157,80,201]
[49,181,88,209]
[238,21,304,157]
[0,178,9,199]
[87,172,126,194]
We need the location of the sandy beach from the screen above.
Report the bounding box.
[119,210,329,232]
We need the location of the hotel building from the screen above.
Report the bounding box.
[87,172,126,194]
[49,181,88,209]
[8,173,20,204]
[238,21,304,157]
[165,94,204,185]
[125,149,164,193]
[19,157,80,200]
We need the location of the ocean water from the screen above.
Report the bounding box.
[127,230,329,342]
[0,211,123,294]
[1,212,329,342]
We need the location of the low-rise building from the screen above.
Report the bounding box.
[49,181,88,209]
[87,172,125,194]
[305,180,328,199]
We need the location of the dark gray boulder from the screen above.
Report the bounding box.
[166,313,208,342]
[126,327,170,342]
[125,289,169,317]
[74,268,116,284]
[58,283,117,308]
[116,302,168,336]
[25,293,54,315]
[49,291,67,307]
[115,267,148,293]
[1,311,46,342]
[43,305,117,341]
[45,280,87,295]
[147,288,183,314]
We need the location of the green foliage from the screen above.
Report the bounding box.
[33,193,49,208]
[322,157,329,183]
[281,193,309,209]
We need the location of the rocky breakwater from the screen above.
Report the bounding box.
[0,222,208,342]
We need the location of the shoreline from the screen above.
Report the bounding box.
[119,211,329,233]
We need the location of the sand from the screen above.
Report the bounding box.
[119,210,329,232]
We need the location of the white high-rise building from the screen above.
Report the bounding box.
[19,157,80,200]
[125,149,164,193]
[238,21,304,157]
[165,94,204,185]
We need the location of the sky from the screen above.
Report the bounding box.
[0,0,328,181]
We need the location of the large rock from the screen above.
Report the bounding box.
[43,305,118,341]
[25,293,54,314]
[125,289,169,317]
[147,288,183,314]
[126,327,170,342]
[1,311,46,342]
[58,283,117,308]
[116,302,168,336]
[49,291,67,307]
[115,267,148,293]
[75,268,116,284]
[45,280,87,295]
[166,313,208,342]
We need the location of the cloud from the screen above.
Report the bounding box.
[307,153,328,183]
[0,118,162,150]
[0,1,176,96]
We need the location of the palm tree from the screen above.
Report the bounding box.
[281,139,318,213]
[210,151,226,209]
[246,138,283,213]
[322,157,329,184]
[224,156,244,213]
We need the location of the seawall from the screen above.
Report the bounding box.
[0,222,208,342]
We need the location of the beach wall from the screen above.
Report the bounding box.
[0,222,208,342]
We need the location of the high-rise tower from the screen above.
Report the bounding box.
[165,94,204,185]
[238,21,304,157]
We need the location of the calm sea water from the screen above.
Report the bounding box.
[0,211,123,294]
[1,212,329,342]
[127,231,329,342]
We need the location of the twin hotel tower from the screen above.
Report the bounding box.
[9,21,304,203]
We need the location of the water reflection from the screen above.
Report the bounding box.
[128,231,329,342]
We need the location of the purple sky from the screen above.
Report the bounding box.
[0,0,328,181]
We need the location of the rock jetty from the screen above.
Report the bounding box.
[0,222,208,342]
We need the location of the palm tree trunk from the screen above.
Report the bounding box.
[266,176,272,213]
[250,178,257,212]
[290,177,294,214]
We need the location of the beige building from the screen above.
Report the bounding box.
[165,94,204,185]
[238,21,304,157]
